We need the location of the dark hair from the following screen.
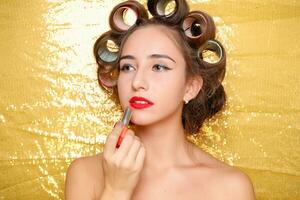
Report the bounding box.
[93,0,227,135]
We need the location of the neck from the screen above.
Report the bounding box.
[134,110,196,171]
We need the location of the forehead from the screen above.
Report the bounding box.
[120,25,183,59]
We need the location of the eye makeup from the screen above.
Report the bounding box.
[119,63,171,72]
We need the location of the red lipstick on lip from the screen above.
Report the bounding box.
[129,96,154,109]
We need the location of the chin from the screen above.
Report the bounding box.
[130,114,149,125]
[129,113,157,126]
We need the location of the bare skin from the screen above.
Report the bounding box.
[65,139,256,200]
[65,25,256,200]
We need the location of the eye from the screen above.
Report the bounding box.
[120,64,134,72]
[153,64,171,71]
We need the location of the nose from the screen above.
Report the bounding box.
[132,67,148,91]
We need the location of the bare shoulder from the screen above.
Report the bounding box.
[65,153,104,200]
[192,146,256,199]
[213,165,256,200]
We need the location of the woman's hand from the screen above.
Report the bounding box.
[101,121,146,199]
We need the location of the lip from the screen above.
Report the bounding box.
[129,96,154,109]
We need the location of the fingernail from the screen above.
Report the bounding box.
[114,121,122,128]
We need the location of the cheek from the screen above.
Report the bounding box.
[153,74,186,102]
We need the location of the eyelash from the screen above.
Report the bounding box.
[119,64,171,72]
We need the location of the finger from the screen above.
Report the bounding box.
[114,130,135,161]
[122,137,142,165]
[134,144,146,170]
[103,121,123,157]
[116,126,128,148]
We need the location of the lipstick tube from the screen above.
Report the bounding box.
[116,107,132,148]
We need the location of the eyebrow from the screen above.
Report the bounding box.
[119,54,176,63]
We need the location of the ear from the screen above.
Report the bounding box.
[184,75,203,102]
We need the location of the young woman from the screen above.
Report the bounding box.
[65,0,256,199]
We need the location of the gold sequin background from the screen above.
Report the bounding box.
[0,0,299,199]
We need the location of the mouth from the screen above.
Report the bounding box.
[129,96,154,109]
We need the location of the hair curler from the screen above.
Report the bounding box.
[93,30,120,89]
[182,11,215,47]
[94,31,119,66]
[197,39,226,86]
[109,1,149,33]
[197,39,225,68]
[147,0,189,24]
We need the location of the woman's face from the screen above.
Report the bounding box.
[117,25,188,126]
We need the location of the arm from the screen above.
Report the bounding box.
[65,121,145,200]
[65,157,133,200]
[100,186,132,200]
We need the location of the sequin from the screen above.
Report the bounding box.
[0,0,299,199]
